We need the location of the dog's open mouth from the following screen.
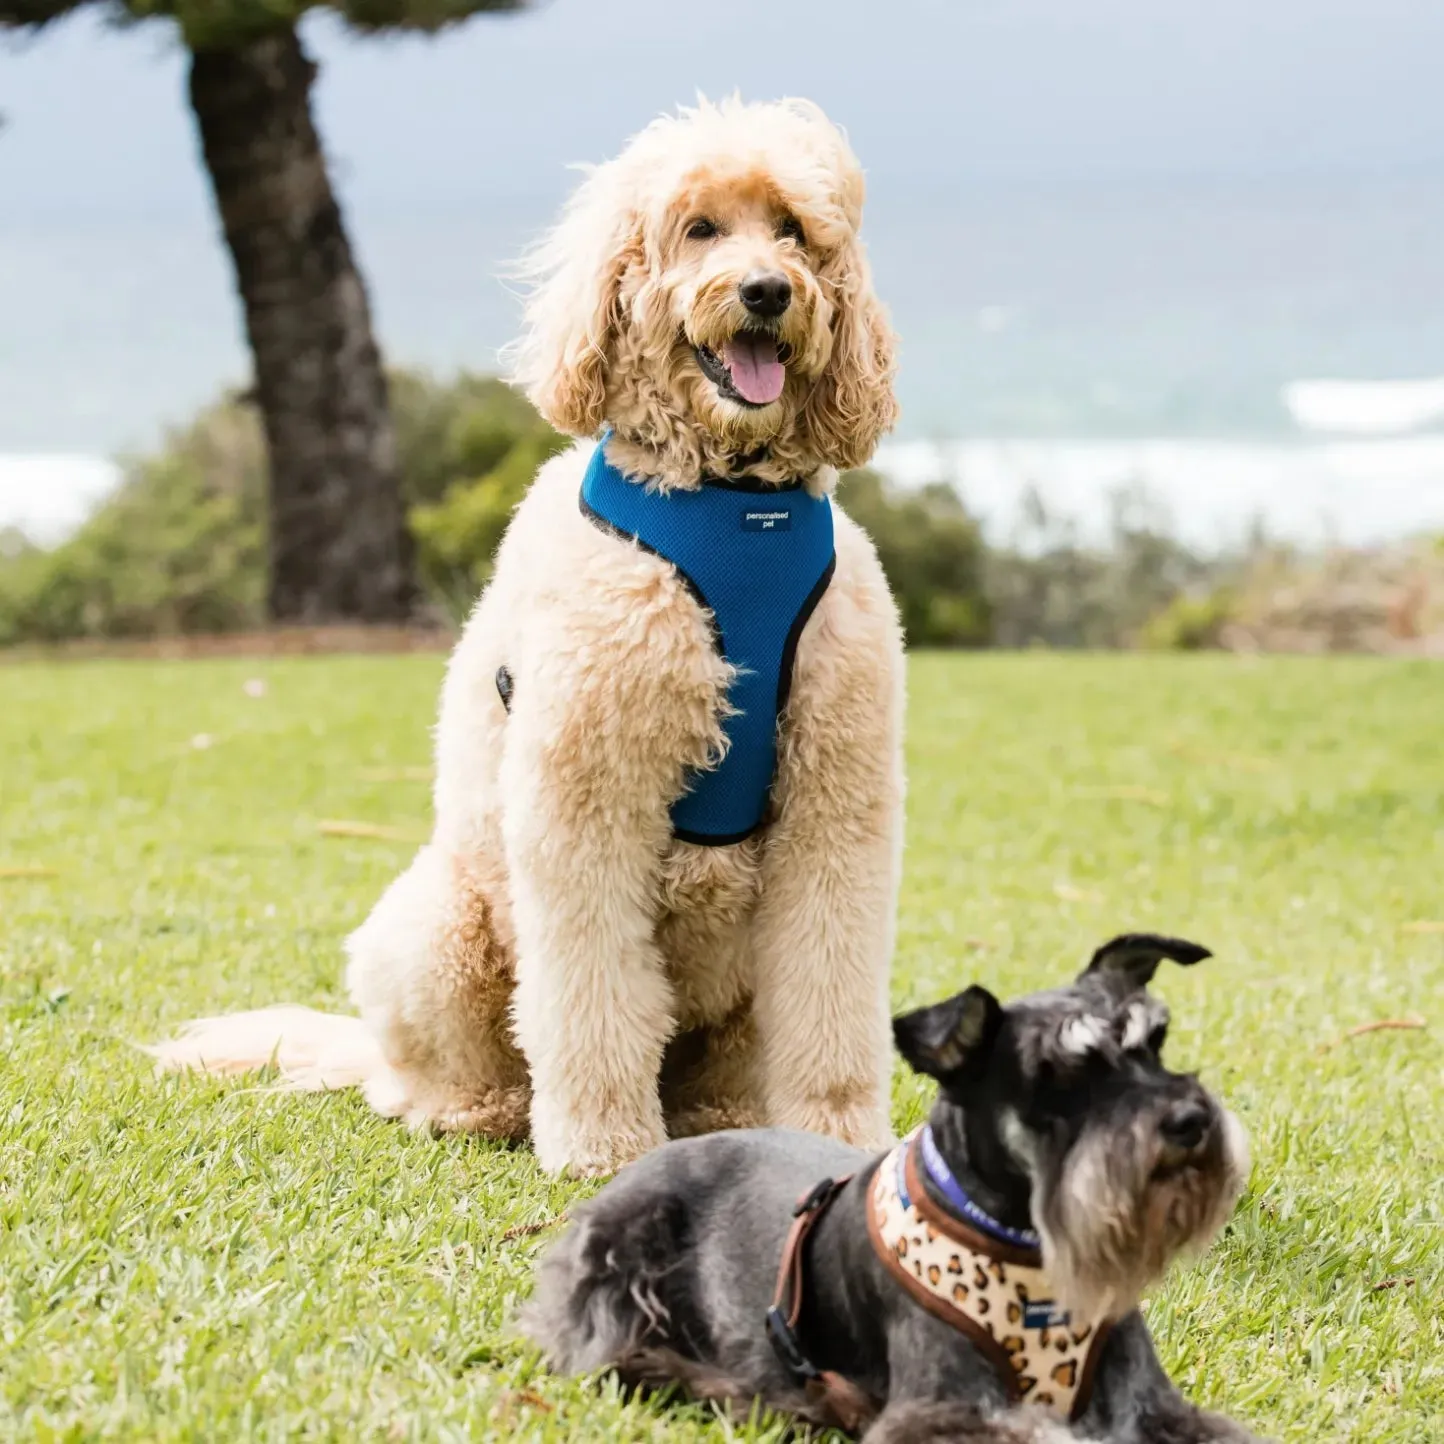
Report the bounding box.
[696,332,792,407]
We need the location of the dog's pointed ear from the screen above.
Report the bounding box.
[893,986,1002,1083]
[1082,933,1212,992]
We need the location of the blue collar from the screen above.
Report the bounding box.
[916,1125,1042,1250]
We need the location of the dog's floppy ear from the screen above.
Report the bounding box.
[793,128,898,471]
[508,161,644,437]
[893,985,1002,1084]
[1082,933,1212,992]
[799,231,899,470]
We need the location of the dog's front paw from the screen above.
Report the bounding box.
[554,1125,665,1180]
[530,1097,666,1178]
[423,1087,532,1142]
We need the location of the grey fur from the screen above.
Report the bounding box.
[521,934,1267,1443]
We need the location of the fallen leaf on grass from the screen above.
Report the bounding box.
[0,866,58,880]
[358,766,434,783]
[1054,882,1104,904]
[317,820,423,843]
[502,1213,567,1242]
[1400,920,1444,935]
[494,1389,555,1421]
[1318,1017,1427,1053]
[1074,785,1169,807]
[1372,1277,1416,1292]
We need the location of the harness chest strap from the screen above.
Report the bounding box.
[575,437,836,846]
[865,1134,1113,1421]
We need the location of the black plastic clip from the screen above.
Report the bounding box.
[794,1177,841,1217]
[765,1305,821,1381]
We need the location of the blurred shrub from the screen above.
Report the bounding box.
[1206,542,1444,654]
[1139,587,1238,650]
[390,370,563,508]
[985,484,1219,649]
[836,469,991,646]
[0,400,266,644]
[401,373,569,616]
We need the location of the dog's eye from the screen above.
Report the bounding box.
[776,214,806,245]
[1147,1022,1168,1054]
[686,217,718,241]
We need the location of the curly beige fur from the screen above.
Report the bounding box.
[150,96,906,1178]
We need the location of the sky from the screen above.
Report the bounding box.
[5,0,1443,222]
[2,0,1443,540]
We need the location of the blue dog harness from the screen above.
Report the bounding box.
[573,438,835,845]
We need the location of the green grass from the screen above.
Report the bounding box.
[1,653,1440,1442]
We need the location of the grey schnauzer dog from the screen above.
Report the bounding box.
[523,934,1262,1442]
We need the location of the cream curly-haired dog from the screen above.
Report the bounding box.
[153,97,905,1178]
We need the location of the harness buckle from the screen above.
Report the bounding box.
[793,1177,841,1217]
[765,1305,820,1381]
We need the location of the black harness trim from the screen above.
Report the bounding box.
[776,553,836,721]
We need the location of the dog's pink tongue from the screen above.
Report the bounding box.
[723,334,786,404]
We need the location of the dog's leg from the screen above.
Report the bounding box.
[505,799,675,1174]
[1083,1316,1268,1443]
[500,598,727,1176]
[749,554,905,1148]
[345,841,531,1136]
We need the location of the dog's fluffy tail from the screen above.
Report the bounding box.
[145,1007,407,1114]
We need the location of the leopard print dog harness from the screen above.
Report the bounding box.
[866,1131,1112,1420]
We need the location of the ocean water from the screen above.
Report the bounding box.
[4,174,1444,545]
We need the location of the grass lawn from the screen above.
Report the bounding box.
[1,652,1440,1442]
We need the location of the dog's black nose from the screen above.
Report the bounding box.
[739,270,792,318]
[1160,1100,1213,1152]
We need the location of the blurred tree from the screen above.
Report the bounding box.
[0,0,530,625]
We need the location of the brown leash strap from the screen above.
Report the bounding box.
[765,1175,876,1434]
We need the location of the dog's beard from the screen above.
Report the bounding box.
[1033,1108,1250,1320]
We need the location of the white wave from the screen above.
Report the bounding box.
[873,437,1444,550]
[0,455,121,545]
[1283,378,1444,436]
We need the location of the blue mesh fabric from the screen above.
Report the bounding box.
[580,439,835,844]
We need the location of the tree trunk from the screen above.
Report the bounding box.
[188,26,416,623]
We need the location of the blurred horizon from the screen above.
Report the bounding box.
[3,0,1444,544]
